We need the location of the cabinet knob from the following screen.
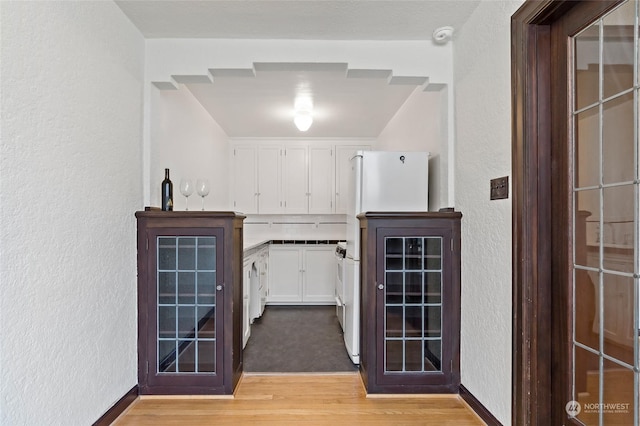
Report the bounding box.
[216,285,223,291]
[377,283,384,290]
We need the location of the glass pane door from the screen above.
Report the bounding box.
[572,1,639,423]
[383,236,442,373]
[157,236,218,374]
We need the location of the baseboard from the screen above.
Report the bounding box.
[93,385,138,426]
[459,384,502,426]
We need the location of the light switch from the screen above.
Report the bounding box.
[490,176,509,200]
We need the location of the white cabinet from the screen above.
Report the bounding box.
[230,141,371,214]
[257,146,282,214]
[302,246,336,303]
[232,145,283,215]
[267,246,302,302]
[232,146,258,214]
[267,244,336,304]
[586,250,635,348]
[308,145,334,214]
[282,146,308,214]
[335,145,370,214]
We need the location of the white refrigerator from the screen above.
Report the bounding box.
[343,150,430,364]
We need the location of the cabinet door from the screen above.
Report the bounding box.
[232,146,257,214]
[303,246,336,303]
[268,246,302,302]
[257,145,282,214]
[376,231,453,388]
[335,145,370,214]
[148,229,225,390]
[282,146,308,214]
[308,146,334,214]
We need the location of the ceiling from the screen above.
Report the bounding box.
[115,1,481,138]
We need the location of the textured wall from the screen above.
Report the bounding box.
[0,2,144,424]
[453,1,524,424]
[149,88,230,211]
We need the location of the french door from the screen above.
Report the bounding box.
[571,2,638,424]
[513,1,638,424]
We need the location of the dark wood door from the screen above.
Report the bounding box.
[143,227,226,393]
[512,1,637,424]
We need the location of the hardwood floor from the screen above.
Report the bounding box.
[114,373,485,425]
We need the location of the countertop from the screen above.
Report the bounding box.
[243,238,342,254]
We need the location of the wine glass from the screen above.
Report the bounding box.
[196,179,210,211]
[179,179,194,210]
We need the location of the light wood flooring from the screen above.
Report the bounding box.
[114,373,486,425]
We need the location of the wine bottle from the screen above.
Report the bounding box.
[161,168,173,211]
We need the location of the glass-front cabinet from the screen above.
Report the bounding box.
[359,211,461,394]
[136,211,245,395]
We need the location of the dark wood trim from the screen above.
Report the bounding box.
[459,385,502,426]
[511,4,555,422]
[511,1,624,424]
[92,385,138,426]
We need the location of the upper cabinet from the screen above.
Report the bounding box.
[230,141,370,215]
[231,146,258,214]
[257,145,282,214]
[282,145,308,214]
[308,145,334,214]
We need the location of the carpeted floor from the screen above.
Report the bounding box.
[243,305,359,372]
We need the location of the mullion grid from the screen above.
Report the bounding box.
[572,3,640,422]
[157,236,216,374]
[383,237,442,374]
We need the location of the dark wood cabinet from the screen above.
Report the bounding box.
[359,211,462,394]
[135,211,245,395]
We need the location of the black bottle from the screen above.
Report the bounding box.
[161,168,173,211]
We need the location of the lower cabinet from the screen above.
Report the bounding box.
[268,244,336,304]
[359,211,462,394]
[135,211,245,395]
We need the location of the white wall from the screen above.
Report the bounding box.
[150,87,230,210]
[0,2,144,424]
[453,1,525,424]
[376,87,445,211]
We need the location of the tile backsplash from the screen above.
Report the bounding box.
[244,215,347,241]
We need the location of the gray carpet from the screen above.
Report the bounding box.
[243,305,358,372]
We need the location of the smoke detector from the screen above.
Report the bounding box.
[432,26,454,44]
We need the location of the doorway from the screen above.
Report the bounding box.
[512,0,639,424]
[242,305,358,372]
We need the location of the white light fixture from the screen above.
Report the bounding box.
[294,96,313,132]
[294,111,313,132]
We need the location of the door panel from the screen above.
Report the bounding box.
[148,229,225,389]
[258,145,282,214]
[512,1,636,424]
[570,3,638,424]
